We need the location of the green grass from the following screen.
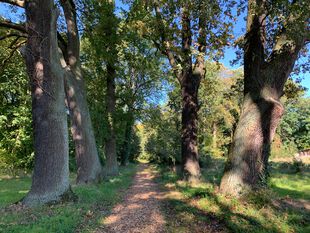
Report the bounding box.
[269,162,310,200]
[157,158,310,233]
[0,176,31,208]
[0,164,137,233]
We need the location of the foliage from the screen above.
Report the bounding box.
[142,106,181,164]
[141,62,244,165]
[0,39,33,171]
[198,63,242,158]
[279,96,310,151]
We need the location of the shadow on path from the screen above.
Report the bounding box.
[95,164,166,233]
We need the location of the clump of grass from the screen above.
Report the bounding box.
[0,164,137,233]
[243,188,275,209]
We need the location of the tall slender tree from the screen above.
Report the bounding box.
[220,0,309,196]
[83,0,119,176]
[59,0,103,184]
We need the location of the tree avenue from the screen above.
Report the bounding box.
[0,0,309,211]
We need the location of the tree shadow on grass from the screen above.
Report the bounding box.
[269,161,310,175]
[168,185,283,233]
[270,185,310,200]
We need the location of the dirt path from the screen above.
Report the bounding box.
[96,164,166,233]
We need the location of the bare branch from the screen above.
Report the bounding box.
[0,39,26,72]
[0,0,24,8]
[0,20,27,33]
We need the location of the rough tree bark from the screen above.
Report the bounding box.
[60,0,103,184]
[0,0,103,185]
[22,0,72,206]
[178,7,201,182]
[105,63,118,176]
[180,73,201,182]
[220,0,308,196]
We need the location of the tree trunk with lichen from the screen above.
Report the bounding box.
[22,0,73,206]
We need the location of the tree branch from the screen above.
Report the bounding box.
[243,0,267,94]
[0,20,27,33]
[193,1,207,79]
[153,0,181,81]
[0,39,26,72]
[57,32,68,62]
[265,28,306,93]
[0,32,26,40]
[0,0,24,8]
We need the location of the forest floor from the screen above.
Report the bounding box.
[95,164,166,233]
[0,159,309,232]
[94,163,228,233]
[156,157,310,233]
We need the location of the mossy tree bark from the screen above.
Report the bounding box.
[22,0,71,206]
[220,0,308,196]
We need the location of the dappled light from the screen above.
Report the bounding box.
[0,0,309,232]
[97,165,166,233]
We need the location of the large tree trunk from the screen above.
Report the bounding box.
[60,0,103,184]
[105,64,118,176]
[181,73,201,182]
[220,90,284,195]
[220,0,306,196]
[22,0,72,206]
[65,71,103,184]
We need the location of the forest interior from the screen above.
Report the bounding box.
[0,0,309,232]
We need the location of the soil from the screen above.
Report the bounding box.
[95,164,166,233]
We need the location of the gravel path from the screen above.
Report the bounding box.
[96,164,166,233]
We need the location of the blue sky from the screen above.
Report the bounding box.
[0,1,309,96]
[217,8,310,97]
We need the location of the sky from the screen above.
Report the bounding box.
[0,1,309,96]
